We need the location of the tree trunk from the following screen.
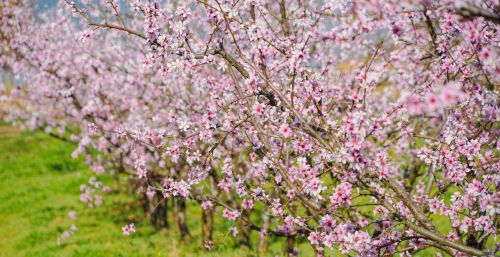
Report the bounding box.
[238,209,251,248]
[152,194,168,229]
[160,197,168,229]
[112,153,125,193]
[112,170,120,193]
[173,197,191,241]
[258,210,271,257]
[285,236,297,257]
[142,193,152,221]
[202,206,214,249]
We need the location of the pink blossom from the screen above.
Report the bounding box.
[79,30,92,42]
[330,182,352,206]
[440,82,464,107]
[201,200,213,210]
[222,209,240,221]
[308,231,320,245]
[68,211,77,220]
[91,165,104,174]
[279,124,293,138]
[252,103,265,116]
[204,240,214,251]
[242,198,254,209]
[230,226,238,237]
[122,223,136,236]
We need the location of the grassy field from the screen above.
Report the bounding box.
[0,126,168,256]
[0,126,316,257]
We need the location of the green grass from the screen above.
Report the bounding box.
[0,126,313,257]
[0,127,163,257]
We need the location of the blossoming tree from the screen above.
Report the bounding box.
[1,0,499,256]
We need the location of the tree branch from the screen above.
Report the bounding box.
[455,4,500,24]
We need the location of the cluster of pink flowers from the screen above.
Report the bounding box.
[222,208,240,221]
[79,177,104,208]
[57,224,77,245]
[122,223,136,236]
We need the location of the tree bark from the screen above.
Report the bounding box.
[285,236,296,257]
[258,210,270,257]
[173,197,192,241]
[152,194,168,229]
[202,206,214,249]
[238,209,251,248]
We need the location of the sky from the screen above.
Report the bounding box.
[36,0,58,11]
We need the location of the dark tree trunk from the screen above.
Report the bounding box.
[141,193,152,221]
[285,236,297,257]
[202,206,214,249]
[151,194,168,229]
[112,153,125,193]
[238,209,251,248]
[159,197,168,229]
[112,170,120,193]
[173,197,191,241]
